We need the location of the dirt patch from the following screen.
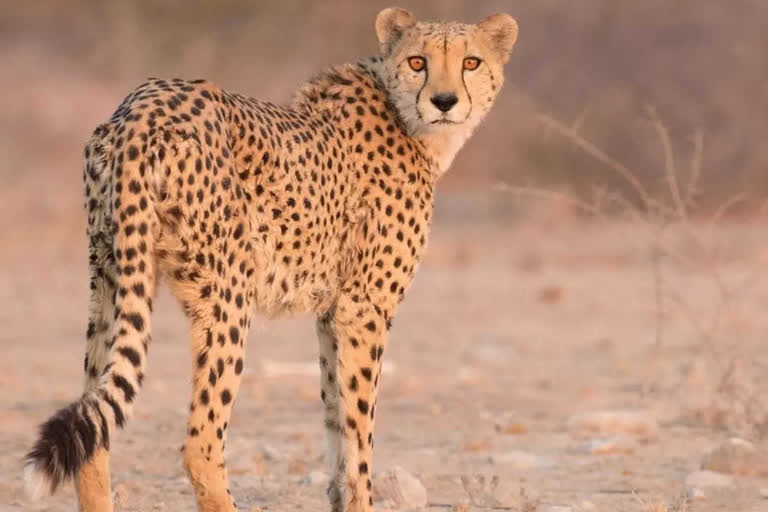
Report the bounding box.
[1,219,767,511]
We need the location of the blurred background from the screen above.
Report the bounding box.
[3,0,768,229]
[2,2,768,511]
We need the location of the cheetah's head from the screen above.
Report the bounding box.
[374,8,518,137]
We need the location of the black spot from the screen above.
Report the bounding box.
[132,282,145,297]
[117,347,141,367]
[220,389,232,405]
[234,358,243,375]
[357,399,369,414]
[102,391,125,428]
[359,461,368,474]
[122,312,144,331]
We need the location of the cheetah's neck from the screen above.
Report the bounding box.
[296,58,473,177]
[415,127,474,176]
[362,57,475,176]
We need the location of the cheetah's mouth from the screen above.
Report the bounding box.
[430,119,459,125]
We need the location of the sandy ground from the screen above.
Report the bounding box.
[1,212,767,512]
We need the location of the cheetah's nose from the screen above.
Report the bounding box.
[430,93,458,112]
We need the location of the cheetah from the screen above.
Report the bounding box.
[25,8,518,512]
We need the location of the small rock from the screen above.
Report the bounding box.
[377,498,397,510]
[372,466,427,510]
[462,439,492,452]
[538,285,563,304]
[457,366,476,382]
[300,470,329,486]
[685,470,733,488]
[541,506,572,512]
[492,450,553,469]
[701,438,768,477]
[760,488,768,499]
[113,482,136,508]
[499,422,528,435]
[568,437,634,455]
[567,410,658,438]
[687,487,706,500]
[260,443,285,461]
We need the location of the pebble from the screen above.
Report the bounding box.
[299,470,329,486]
[687,487,706,500]
[684,470,733,488]
[701,437,768,477]
[372,466,427,510]
[260,443,285,461]
[567,410,658,438]
[492,450,553,469]
[500,422,528,435]
[567,437,633,455]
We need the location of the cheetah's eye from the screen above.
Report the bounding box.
[408,57,426,72]
[463,57,481,71]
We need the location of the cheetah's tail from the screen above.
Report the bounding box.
[24,126,157,498]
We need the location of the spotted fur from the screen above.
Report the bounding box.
[25,8,518,512]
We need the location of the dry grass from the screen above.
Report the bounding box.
[632,490,689,512]
[500,106,768,438]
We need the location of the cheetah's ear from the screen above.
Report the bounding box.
[478,13,519,63]
[375,7,416,54]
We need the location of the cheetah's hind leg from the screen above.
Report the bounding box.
[175,270,250,512]
[317,315,344,512]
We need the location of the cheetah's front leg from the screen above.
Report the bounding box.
[318,296,388,512]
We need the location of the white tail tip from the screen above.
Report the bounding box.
[23,461,51,502]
